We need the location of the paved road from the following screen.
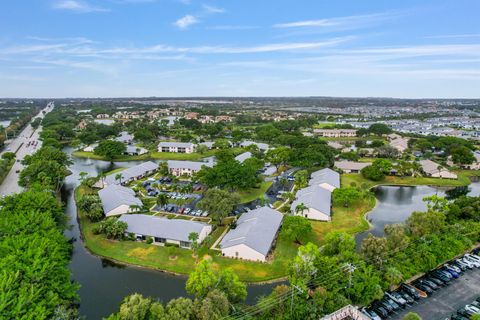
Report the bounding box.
[0,102,54,196]
[391,267,480,320]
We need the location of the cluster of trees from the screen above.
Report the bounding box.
[196,151,261,191]
[94,140,126,161]
[78,122,123,145]
[20,145,71,192]
[0,189,79,319]
[413,136,476,165]
[357,123,393,136]
[78,194,104,221]
[196,188,240,226]
[0,152,15,181]
[361,159,393,181]
[93,218,128,240]
[107,259,246,320]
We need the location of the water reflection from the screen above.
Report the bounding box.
[356,181,480,247]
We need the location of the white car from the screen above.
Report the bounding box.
[461,257,477,268]
[464,256,480,267]
[184,208,191,214]
[196,210,203,216]
[465,254,480,263]
[444,263,461,273]
[465,304,480,314]
[202,211,208,217]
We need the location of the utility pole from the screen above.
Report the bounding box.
[344,263,357,300]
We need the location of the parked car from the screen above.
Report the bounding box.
[450,313,469,320]
[370,305,389,318]
[400,284,420,299]
[458,307,477,318]
[373,301,392,313]
[398,291,415,304]
[444,263,462,274]
[441,267,459,278]
[413,282,433,294]
[465,304,480,314]
[453,259,471,270]
[385,292,407,307]
[460,257,477,268]
[382,297,400,311]
[425,275,445,287]
[361,308,382,320]
[419,279,439,290]
[184,208,191,214]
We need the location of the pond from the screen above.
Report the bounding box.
[62,148,278,319]
[355,181,480,246]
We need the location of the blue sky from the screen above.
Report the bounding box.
[0,0,479,98]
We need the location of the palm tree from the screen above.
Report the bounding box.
[115,173,123,185]
[188,232,199,258]
[98,172,106,188]
[156,193,170,209]
[295,203,308,217]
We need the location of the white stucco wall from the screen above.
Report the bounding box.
[221,243,266,262]
[296,208,331,221]
[105,204,132,217]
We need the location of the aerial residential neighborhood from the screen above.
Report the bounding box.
[1,1,480,320]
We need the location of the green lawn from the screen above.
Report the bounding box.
[237,180,273,204]
[150,150,216,161]
[342,172,473,189]
[72,151,150,161]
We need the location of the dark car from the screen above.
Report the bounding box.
[457,308,476,317]
[382,298,400,311]
[398,291,414,304]
[413,282,433,294]
[441,267,459,278]
[419,279,439,290]
[451,313,469,320]
[426,275,445,286]
[431,270,452,283]
[373,301,392,313]
[370,306,388,319]
[400,284,420,299]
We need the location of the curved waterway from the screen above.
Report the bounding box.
[355,181,480,246]
[62,147,279,319]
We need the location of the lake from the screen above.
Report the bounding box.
[356,181,480,246]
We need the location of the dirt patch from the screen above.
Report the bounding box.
[127,246,156,260]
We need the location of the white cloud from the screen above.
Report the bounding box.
[274,12,400,29]
[202,4,225,14]
[174,15,198,29]
[53,0,109,13]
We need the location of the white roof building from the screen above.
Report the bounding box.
[220,207,283,262]
[291,185,332,221]
[309,168,340,192]
[419,159,457,179]
[119,214,212,249]
[98,185,143,217]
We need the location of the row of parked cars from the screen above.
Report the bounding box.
[162,204,209,217]
[452,297,480,320]
[361,251,480,320]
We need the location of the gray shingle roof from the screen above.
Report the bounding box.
[240,140,269,151]
[115,131,134,143]
[290,186,331,216]
[167,160,213,171]
[309,168,340,189]
[234,151,252,163]
[98,185,143,214]
[158,141,195,148]
[334,161,372,171]
[104,161,158,185]
[118,214,210,242]
[220,207,283,256]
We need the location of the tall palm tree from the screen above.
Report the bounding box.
[115,173,123,185]
[156,193,170,209]
[295,203,308,217]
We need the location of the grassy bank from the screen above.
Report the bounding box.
[72,151,150,161]
[342,172,474,190]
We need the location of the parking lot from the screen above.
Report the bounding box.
[390,267,480,320]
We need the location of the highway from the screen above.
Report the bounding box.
[0,102,54,196]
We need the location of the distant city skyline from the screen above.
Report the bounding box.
[0,0,479,98]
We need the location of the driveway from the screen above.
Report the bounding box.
[390,267,480,320]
